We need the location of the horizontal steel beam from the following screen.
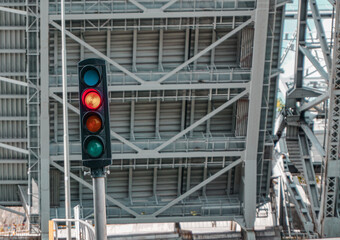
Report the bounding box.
[0,95,26,99]
[50,82,249,93]
[106,215,241,224]
[49,10,255,21]
[0,138,27,143]
[0,159,27,164]
[0,72,26,77]
[50,151,244,161]
[285,12,333,19]
[0,116,27,121]
[65,162,237,170]
[0,49,26,54]
[0,2,26,7]
[112,151,245,159]
[0,180,27,185]
[50,70,251,87]
[0,201,22,205]
[0,26,25,30]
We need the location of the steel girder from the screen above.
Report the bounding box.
[40,0,51,238]
[243,0,270,230]
[279,0,340,237]
[51,158,243,221]
[321,1,340,237]
[49,10,255,21]
[5,0,285,238]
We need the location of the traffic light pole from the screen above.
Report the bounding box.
[92,168,108,240]
[61,0,72,239]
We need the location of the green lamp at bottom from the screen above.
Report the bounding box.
[86,138,104,158]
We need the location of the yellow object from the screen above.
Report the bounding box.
[49,221,54,240]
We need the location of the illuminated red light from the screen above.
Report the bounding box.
[82,89,102,110]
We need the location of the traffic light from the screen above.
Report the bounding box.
[78,58,112,170]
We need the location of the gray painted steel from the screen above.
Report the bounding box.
[93,177,108,240]
[0,1,27,205]
[0,0,295,238]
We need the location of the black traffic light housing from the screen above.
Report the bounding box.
[78,58,112,171]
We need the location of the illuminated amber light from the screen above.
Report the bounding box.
[86,114,102,133]
[83,90,102,110]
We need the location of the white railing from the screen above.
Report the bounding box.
[49,206,95,240]
[49,219,95,240]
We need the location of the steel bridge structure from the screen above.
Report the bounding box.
[0,0,339,239]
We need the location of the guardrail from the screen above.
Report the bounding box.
[49,218,95,240]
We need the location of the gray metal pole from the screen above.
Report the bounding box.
[61,0,72,239]
[93,176,108,240]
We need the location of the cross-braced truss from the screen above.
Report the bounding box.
[4,0,340,239]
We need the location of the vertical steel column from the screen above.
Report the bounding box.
[190,91,195,137]
[130,100,135,140]
[210,30,216,67]
[106,30,111,58]
[80,33,85,60]
[206,90,212,135]
[177,159,183,196]
[156,98,161,138]
[321,1,340,237]
[184,29,190,63]
[186,160,191,192]
[158,29,164,71]
[53,31,58,74]
[132,29,137,72]
[128,161,133,203]
[153,167,158,200]
[40,1,50,239]
[294,0,308,89]
[243,0,269,234]
[193,28,199,70]
[26,0,41,232]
